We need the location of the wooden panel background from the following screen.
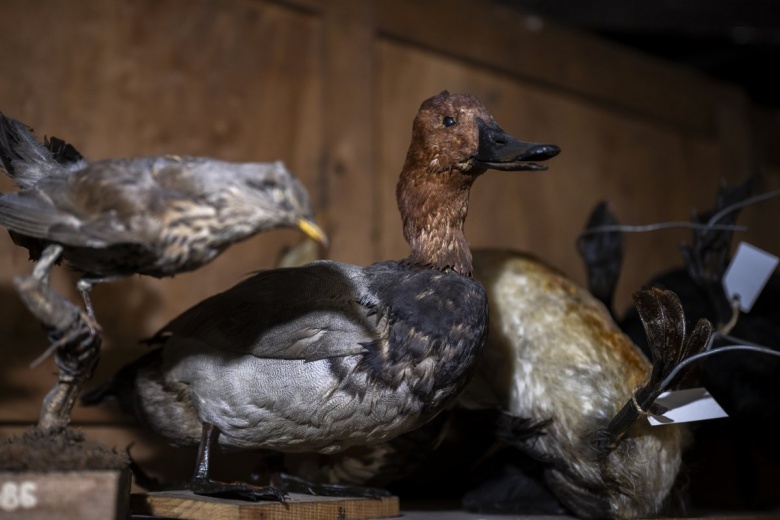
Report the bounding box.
[1,0,778,493]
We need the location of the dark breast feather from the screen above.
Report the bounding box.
[337,261,489,411]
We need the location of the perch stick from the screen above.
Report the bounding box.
[13,274,102,433]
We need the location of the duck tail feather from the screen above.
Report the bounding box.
[595,288,712,456]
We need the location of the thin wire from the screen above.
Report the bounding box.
[715,333,764,348]
[582,188,780,237]
[706,188,780,226]
[660,344,780,391]
[581,222,747,235]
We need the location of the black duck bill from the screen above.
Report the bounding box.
[472,118,560,171]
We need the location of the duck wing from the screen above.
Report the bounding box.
[149,261,384,361]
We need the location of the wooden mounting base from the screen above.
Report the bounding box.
[130,490,400,520]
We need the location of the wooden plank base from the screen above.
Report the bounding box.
[131,490,400,520]
[0,469,131,520]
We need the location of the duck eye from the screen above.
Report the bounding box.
[443,116,456,127]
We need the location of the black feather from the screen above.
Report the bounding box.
[43,135,84,166]
[596,288,712,456]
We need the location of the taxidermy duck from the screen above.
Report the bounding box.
[280,251,711,518]
[444,253,711,519]
[81,91,561,500]
[0,113,327,315]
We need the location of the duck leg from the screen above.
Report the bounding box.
[595,288,713,455]
[188,423,288,502]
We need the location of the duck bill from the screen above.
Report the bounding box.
[472,118,560,171]
[297,218,329,248]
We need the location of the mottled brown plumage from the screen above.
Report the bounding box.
[0,113,327,313]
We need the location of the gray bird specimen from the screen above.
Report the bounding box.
[0,114,327,314]
[82,91,560,500]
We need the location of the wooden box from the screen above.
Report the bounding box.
[0,469,131,520]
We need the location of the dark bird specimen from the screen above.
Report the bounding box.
[597,178,780,510]
[0,114,327,315]
[576,177,757,332]
[577,201,623,315]
[81,91,560,500]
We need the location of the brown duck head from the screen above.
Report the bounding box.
[397,91,560,276]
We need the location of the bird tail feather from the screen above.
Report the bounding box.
[0,113,84,189]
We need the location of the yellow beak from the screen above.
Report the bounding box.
[297,218,329,248]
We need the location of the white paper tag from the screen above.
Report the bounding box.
[647,387,728,426]
[722,242,778,313]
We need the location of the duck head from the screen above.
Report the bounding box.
[401,91,560,178]
[398,91,560,275]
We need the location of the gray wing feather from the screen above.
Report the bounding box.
[154,261,384,361]
[0,191,136,247]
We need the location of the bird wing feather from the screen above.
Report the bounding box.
[0,158,177,248]
[150,261,382,361]
[0,190,142,248]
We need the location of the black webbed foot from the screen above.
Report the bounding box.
[188,422,288,502]
[189,475,288,502]
[270,472,392,498]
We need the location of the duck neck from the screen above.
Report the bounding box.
[397,166,479,277]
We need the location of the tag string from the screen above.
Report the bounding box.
[631,392,650,417]
[715,297,741,342]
